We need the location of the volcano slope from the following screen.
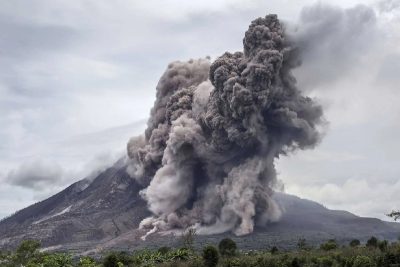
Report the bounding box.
[1,162,399,254]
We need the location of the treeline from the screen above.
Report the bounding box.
[1,236,400,267]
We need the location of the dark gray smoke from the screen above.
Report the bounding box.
[127,14,323,238]
[291,3,377,90]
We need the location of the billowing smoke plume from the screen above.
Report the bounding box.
[127,14,323,237]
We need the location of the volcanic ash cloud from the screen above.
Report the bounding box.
[127,14,323,237]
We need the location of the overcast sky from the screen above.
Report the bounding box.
[0,0,399,221]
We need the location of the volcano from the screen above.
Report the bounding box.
[1,161,399,254]
[1,13,399,255]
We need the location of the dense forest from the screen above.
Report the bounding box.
[2,233,400,267]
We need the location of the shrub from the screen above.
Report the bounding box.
[202,245,219,267]
[182,228,197,250]
[381,251,400,266]
[218,238,237,257]
[115,251,133,265]
[366,237,378,248]
[187,257,205,267]
[158,246,171,254]
[349,239,361,247]
[78,256,97,267]
[291,257,301,267]
[103,253,122,267]
[42,253,73,267]
[14,240,41,266]
[352,255,375,267]
[172,248,191,261]
[318,256,334,267]
[270,246,279,254]
[320,240,338,251]
[297,238,308,250]
[378,240,388,251]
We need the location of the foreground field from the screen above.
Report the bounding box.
[1,236,400,267]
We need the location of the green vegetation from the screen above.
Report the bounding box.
[202,245,219,267]
[352,255,375,267]
[319,239,338,251]
[2,236,400,266]
[366,236,378,248]
[270,246,279,255]
[181,228,197,251]
[218,238,237,257]
[349,239,360,247]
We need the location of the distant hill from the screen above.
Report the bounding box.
[1,162,399,254]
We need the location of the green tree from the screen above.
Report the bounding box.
[297,238,308,250]
[352,255,375,267]
[318,256,334,267]
[103,253,122,267]
[320,239,338,251]
[378,240,388,251]
[218,238,237,257]
[182,228,197,250]
[270,246,279,254]
[381,252,399,266]
[349,239,361,247]
[366,236,378,248]
[78,256,97,267]
[14,240,41,266]
[291,257,300,267]
[115,251,133,265]
[42,253,73,267]
[202,245,219,267]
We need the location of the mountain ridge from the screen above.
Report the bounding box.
[1,163,399,254]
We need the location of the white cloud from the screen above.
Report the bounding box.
[286,178,400,220]
[0,185,36,219]
[6,159,64,191]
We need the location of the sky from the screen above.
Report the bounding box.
[0,0,399,221]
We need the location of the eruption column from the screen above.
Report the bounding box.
[127,14,323,237]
